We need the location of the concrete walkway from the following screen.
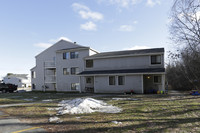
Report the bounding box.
[0,103,47,133]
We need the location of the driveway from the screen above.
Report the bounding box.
[0,103,47,133]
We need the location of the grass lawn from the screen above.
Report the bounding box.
[0,91,200,132]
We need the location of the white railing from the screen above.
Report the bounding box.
[45,75,56,83]
[44,61,55,68]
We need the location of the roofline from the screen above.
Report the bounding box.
[35,39,82,58]
[89,48,99,53]
[30,66,36,71]
[56,47,90,53]
[79,72,165,76]
[84,52,164,60]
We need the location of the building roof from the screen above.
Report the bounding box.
[5,74,29,79]
[35,39,89,57]
[79,68,165,75]
[56,46,90,52]
[85,48,164,59]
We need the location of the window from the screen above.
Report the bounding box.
[86,77,92,83]
[118,76,125,85]
[86,60,93,68]
[32,84,35,89]
[109,76,115,85]
[70,52,78,59]
[31,71,36,78]
[71,83,79,90]
[63,68,70,75]
[151,55,161,64]
[71,67,79,75]
[63,52,70,59]
[154,76,161,83]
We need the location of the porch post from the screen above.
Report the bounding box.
[141,74,144,94]
[94,76,95,93]
[79,76,82,93]
[162,74,165,91]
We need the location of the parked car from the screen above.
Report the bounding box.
[0,83,17,93]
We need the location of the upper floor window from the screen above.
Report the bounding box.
[71,67,79,75]
[63,68,70,75]
[63,52,70,59]
[109,76,115,85]
[86,60,93,68]
[70,52,79,59]
[151,55,161,65]
[118,76,125,85]
[31,71,36,78]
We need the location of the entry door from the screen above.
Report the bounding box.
[85,77,94,92]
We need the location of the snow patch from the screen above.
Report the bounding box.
[47,108,56,111]
[112,121,122,124]
[23,99,34,101]
[49,116,60,123]
[43,99,53,102]
[57,98,122,115]
[112,98,138,101]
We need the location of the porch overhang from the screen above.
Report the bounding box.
[78,68,165,76]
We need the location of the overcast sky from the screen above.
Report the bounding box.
[0,0,173,78]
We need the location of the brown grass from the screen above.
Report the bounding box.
[0,91,200,132]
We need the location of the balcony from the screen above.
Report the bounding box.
[45,75,56,83]
[44,61,56,68]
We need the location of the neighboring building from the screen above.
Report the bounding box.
[3,74,31,88]
[31,39,165,93]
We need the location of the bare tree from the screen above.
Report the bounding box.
[170,0,200,52]
[167,0,200,90]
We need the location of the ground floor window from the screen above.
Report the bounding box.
[118,76,125,85]
[154,76,161,83]
[71,83,79,90]
[32,84,35,89]
[86,77,92,83]
[109,76,115,85]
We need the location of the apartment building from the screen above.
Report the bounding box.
[3,74,31,88]
[31,40,165,93]
[31,40,97,92]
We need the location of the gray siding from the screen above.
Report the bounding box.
[94,75,143,93]
[31,40,88,91]
[85,54,164,71]
[56,49,89,91]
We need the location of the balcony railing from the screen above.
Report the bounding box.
[45,75,56,83]
[44,61,55,68]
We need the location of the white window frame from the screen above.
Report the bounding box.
[31,71,36,79]
[149,55,162,66]
[153,75,162,84]
[86,60,93,68]
[63,68,70,75]
[118,76,125,85]
[109,76,116,85]
[71,83,79,90]
[70,52,79,59]
[63,52,70,60]
[71,67,79,75]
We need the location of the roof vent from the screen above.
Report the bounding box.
[74,42,76,44]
